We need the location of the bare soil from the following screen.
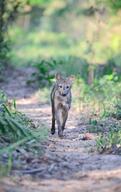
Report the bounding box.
[1,67,121,192]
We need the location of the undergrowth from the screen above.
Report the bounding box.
[71,73,121,155]
[0,90,48,176]
[96,102,121,154]
[0,91,34,144]
[87,101,121,154]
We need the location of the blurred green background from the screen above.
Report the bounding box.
[0,0,121,83]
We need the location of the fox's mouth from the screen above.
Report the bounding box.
[62,93,67,97]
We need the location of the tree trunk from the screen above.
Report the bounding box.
[0,0,5,44]
[88,65,95,85]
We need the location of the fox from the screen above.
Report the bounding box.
[50,73,74,137]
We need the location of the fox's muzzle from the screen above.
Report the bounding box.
[62,93,67,97]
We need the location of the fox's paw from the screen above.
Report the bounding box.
[51,128,55,135]
[58,131,63,138]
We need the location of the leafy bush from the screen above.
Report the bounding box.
[0,91,49,176]
[73,73,121,115]
[110,102,121,120]
[88,102,121,154]
[78,75,121,154]
[0,39,10,81]
[0,91,34,144]
[96,130,121,154]
[34,58,57,86]
[33,56,88,86]
[74,73,121,153]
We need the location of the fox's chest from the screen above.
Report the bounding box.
[54,91,71,110]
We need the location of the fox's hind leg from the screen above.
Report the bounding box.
[51,115,55,135]
[51,103,55,135]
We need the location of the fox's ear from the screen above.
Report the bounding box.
[68,75,75,84]
[55,73,62,81]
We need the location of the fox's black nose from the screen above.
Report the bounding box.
[62,93,66,97]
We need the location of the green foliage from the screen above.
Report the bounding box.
[0,90,49,176]
[102,0,121,12]
[0,153,13,177]
[111,103,121,120]
[33,56,89,86]
[34,58,56,86]
[96,130,121,153]
[0,0,25,78]
[1,0,121,77]
[0,91,34,143]
[92,73,121,100]
[74,73,121,103]
[83,82,121,154]
[28,0,53,6]
[74,73,121,154]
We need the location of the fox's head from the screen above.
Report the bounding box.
[55,73,74,97]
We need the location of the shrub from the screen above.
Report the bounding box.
[0,91,34,144]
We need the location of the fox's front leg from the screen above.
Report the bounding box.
[62,110,68,131]
[55,110,63,138]
[51,114,55,135]
[51,105,55,135]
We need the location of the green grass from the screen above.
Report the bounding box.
[85,101,121,154]
[96,130,121,154]
[0,126,48,176]
[0,90,49,176]
[0,96,33,143]
[70,74,121,154]
[96,102,121,154]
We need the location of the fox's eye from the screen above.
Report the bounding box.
[66,86,69,89]
[59,85,62,88]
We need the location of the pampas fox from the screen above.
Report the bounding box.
[50,73,74,137]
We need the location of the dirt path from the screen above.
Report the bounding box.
[1,67,121,192]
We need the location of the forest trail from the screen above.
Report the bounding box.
[1,67,121,192]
